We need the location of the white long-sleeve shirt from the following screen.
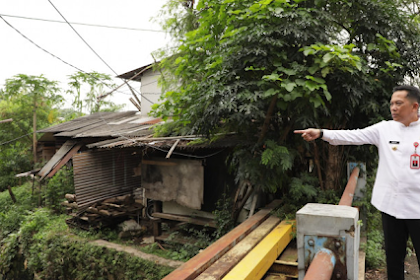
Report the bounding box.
[322,119,420,219]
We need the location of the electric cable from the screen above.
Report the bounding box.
[47,0,119,76]
[0,15,87,76]
[0,132,32,146]
[0,15,124,97]
[0,13,165,33]
[47,0,156,105]
[141,142,226,159]
[1,8,198,157]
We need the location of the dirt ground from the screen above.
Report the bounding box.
[365,254,419,280]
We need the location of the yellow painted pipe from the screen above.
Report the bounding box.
[222,220,295,280]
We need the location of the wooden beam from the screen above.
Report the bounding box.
[0,118,13,123]
[268,260,298,278]
[142,159,177,166]
[45,143,83,179]
[153,200,163,237]
[129,97,142,112]
[166,139,180,159]
[152,212,217,228]
[161,199,283,280]
[196,216,281,280]
[222,220,296,280]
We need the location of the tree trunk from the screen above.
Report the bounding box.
[258,95,278,144]
[324,145,344,190]
[312,142,324,190]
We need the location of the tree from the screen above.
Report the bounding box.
[153,0,420,197]
[66,71,124,114]
[2,74,62,165]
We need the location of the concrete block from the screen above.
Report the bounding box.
[297,203,360,280]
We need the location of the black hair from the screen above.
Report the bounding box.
[393,85,420,103]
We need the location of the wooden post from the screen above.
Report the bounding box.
[33,105,37,165]
[8,186,16,203]
[153,200,162,237]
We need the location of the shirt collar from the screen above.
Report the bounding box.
[395,118,420,127]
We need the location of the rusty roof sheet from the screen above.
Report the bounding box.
[37,111,160,139]
[87,134,250,150]
[116,63,154,82]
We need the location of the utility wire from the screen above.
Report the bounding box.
[47,0,119,76]
[47,0,156,105]
[0,14,137,102]
[0,13,164,33]
[47,0,161,146]
[0,15,87,75]
[0,132,32,146]
[0,7,160,149]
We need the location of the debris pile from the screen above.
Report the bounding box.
[63,193,144,230]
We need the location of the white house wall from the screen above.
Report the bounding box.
[140,70,161,117]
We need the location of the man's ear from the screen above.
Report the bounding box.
[414,102,420,111]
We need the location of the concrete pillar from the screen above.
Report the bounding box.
[297,203,360,280]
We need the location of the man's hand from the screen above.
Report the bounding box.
[294,128,322,142]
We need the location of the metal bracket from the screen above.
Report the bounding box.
[304,235,347,280]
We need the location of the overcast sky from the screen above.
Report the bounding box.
[0,0,171,111]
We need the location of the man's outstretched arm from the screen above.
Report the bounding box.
[294,128,322,142]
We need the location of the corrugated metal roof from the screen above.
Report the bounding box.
[38,140,77,179]
[37,111,160,139]
[116,63,153,82]
[38,111,135,133]
[39,111,249,151]
[87,134,250,150]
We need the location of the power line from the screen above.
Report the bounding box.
[0,132,32,146]
[47,1,156,106]
[47,0,119,76]
[0,13,154,108]
[0,15,129,99]
[0,12,154,150]
[46,1,162,146]
[0,13,165,33]
[0,15,87,75]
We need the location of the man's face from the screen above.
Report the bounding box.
[390,90,418,125]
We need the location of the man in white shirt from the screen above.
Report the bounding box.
[295,85,420,280]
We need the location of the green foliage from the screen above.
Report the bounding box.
[288,174,318,201]
[272,172,319,220]
[364,229,386,268]
[261,140,293,170]
[43,167,75,211]
[153,0,420,195]
[0,74,63,187]
[141,194,236,262]
[161,226,215,261]
[0,183,38,239]
[213,193,235,239]
[1,74,62,110]
[353,172,386,269]
[0,142,32,192]
[0,205,26,239]
[0,199,173,280]
[66,71,124,113]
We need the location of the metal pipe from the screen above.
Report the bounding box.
[303,248,336,280]
[338,166,360,206]
[302,168,359,280]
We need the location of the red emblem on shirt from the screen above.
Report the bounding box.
[411,142,420,169]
